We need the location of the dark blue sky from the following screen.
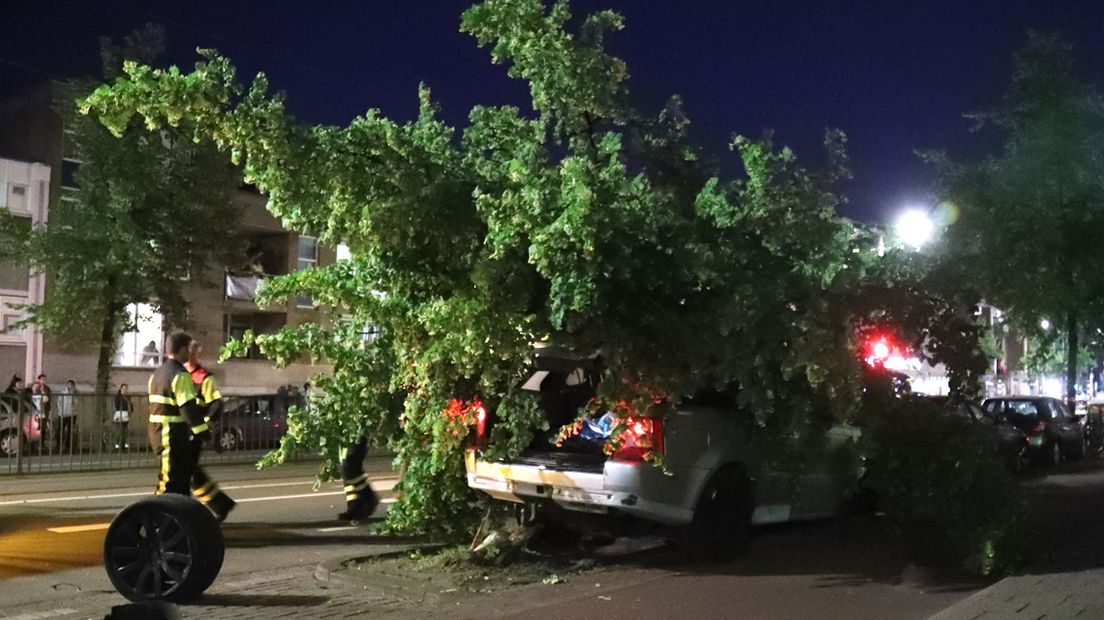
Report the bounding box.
[5,0,1104,222]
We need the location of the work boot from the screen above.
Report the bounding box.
[206,493,237,523]
[338,488,379,521]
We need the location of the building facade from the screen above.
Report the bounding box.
[0,83,331,395]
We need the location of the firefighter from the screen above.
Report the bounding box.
[148,333,209,498]
[338,435,379,521]
[184,341,236,522]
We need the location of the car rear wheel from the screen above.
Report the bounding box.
[0,430,21,458]
[103,494,224,603]
[679,466,754,563]
[218,429,240,452]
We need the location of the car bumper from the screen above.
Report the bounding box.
[464,450,697,526]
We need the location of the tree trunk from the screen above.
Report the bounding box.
[1066,310,1079,411]
[95,276,119,423]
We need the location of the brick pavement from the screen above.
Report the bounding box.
[929,569,1104,620]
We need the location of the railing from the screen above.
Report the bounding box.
[0,392,304,475]
[225,271,267,302]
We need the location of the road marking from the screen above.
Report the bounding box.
[236,491,344,503]
[46,523,111,534]
[1,477,398,506]
[317,526,357,532]
[0,609,79,620]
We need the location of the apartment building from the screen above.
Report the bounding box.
[0,157,49,382]
[0,83,331,395]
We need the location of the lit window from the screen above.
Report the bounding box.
[336,242,351,262]
[114,303,165,367]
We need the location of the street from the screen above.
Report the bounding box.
[0,456,978,620]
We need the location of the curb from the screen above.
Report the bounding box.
[313,542,448,587]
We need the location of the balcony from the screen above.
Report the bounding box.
[225,271,267,302]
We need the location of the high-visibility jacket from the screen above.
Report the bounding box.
[190,364,223,422]
[148,358,207,435]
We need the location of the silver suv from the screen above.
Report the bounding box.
[464,351,863,560]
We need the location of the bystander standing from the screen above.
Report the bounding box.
[113,384,133,450]
[56,379,78,453]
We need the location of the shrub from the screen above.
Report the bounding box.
[860,397,1029,575]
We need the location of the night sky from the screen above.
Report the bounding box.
[5,0,1104,223]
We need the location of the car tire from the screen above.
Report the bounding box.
[218,429,240,452]
[679,466,754,563]
[0,430,21,458]
[103,494,225,603]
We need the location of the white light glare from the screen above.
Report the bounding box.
[895,209,934,250]
[1040,319,1052,331]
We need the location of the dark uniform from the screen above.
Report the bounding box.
[148,359,207,496]
[339,435,379,521]
[188,364,235,521]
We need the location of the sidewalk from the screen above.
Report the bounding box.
[930,569,1104,620]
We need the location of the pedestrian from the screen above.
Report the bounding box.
[141,340,160,366]
[31,374,52,451]
[56,379,78,453]
[113,384,133,450]
[183,340,236,521]
[2,374,24,411]
[338,435,379,521]
[147,333,222,519]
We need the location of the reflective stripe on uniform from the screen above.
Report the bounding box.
[202,376,221,404]
[344,473,370,493]
[149,414,184,423]
[156,424,171,495]
[190,423,209,435]
[149,395,174,405]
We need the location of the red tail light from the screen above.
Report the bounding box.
[612,417,664,462]
[472,400,489,448]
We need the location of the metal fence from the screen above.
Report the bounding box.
[0,392,300,475]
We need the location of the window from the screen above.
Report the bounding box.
[3,183,28,214]
[224,313,286,360]
[114,303,165,367]
[296,235,318,308]
[60,159,81,190]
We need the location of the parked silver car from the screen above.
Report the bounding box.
[465,351,863,560]
[0,398,44,457]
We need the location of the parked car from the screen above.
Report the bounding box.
[215,394,291,451]
[918,395,1029,472]
[982,396,1085,466]
[0,399,44,457]
[464,349,864,561]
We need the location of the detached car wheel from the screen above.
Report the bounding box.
[103,494,225,603]
[680,467,754,563]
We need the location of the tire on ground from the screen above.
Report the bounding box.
[103,494,225,603]
[679,464,754,563]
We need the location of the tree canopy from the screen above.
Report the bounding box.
[81,0,982,535]
[936,32,1104,402]
[0,24,243,400]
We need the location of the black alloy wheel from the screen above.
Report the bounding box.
[103,494,224,603]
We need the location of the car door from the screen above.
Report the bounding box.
[1047,399,1082,450]
[790,424,862,519]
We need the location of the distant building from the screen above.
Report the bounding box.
[0,83,332,395]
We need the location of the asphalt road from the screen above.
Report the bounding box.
[0,458,399,604]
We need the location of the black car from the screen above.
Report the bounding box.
[983,396,1085,466]
[922,395,1029,472]
[215,394,293,451]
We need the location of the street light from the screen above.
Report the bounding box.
[1040,319,1051,331]
[895,209,934,250]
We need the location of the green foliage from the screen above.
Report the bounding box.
[0,25,242,402]
[81,0,984,536]
[936,32,1104,398]
[861,397,1028,575]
